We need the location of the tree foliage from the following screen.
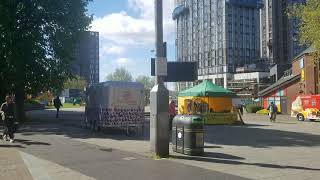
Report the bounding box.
[105,68,133,82]
[0,0,92,120]
[135,75,155,105]
[63,75,87,90]
[135,75,155,90]
[289,0,320,58]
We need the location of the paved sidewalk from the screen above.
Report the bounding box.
[24,109,320,180]
[0,148,33,180]
[2,125,248,180]
[19,151,95,180]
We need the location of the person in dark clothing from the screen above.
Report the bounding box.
[53,96,62,118]
[268,102,277,122]
[238,104,244,115]
[169,100,176,131]
[0,95,16,143]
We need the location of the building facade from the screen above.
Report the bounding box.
[72,31,99,85]
[259,0,306,67]
[259,47,318,114]
[174,0,264,89]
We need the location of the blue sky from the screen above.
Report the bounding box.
[87,0,176,86]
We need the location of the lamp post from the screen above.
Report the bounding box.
[150,0,169,157]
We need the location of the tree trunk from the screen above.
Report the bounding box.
[15,87,26,122]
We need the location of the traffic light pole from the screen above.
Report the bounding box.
[150,0,169,157]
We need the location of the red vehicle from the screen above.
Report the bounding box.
[299,95,320,110]
[291,95,320,121]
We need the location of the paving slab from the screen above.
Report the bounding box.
[0,147,33,180]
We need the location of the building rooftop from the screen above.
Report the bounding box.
[258,74,300,96]
[292,46,317,62]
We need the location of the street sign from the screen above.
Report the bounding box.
[155,57,167,76]
[151,59,198,82]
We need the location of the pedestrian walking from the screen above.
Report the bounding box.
[169,100,176,131]
[268,102,277,122]
[53,96,62,119]
[0,95,16,143]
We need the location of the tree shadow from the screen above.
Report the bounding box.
[18,124,150,142]
[22,110,320,148]
[171,154,320,171]
[18,122,320,148]
[0,144,25,148]
[14,139,51,146]
[204,125,320,148]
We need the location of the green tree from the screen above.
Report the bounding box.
[289,0,320,57]
[106,68,133,82]
[135,75,155,105]
[0,0,92,121]
[63,75,87,90]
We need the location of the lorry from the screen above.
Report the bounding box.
[85,81,145,134]
[291,95,320,121]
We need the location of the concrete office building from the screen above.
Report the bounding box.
[259,0,306,70]
[173,0,265,90]
[72,31,99,85]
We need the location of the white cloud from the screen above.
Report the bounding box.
[115,57,132,66]
[128,0,175,40]
[93,0,176,81]
[91,0,175,45]
[91,12,154,45]
[101,45,125,56]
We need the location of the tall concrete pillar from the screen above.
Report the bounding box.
[150,0,169,157]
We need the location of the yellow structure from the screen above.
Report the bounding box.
[178,80,238,125]
[178,96,232,114]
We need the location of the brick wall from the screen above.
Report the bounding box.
[286,81,301,113]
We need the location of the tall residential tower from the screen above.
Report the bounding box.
[259,0,306,68]
[174,0,264,89]
[72,31,99,85]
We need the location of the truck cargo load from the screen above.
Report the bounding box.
[85,81,145,134]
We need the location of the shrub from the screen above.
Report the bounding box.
[256,109,269,115]
[246,104,263,113]
[25,99,40,105]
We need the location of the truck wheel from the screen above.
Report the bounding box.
[297,114,305,121]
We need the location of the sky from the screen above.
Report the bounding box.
[87,0,176,87]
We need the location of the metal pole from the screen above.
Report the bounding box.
[150,0,169,157]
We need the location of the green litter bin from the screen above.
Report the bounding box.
[172,114,204,155]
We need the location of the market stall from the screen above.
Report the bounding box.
[178,80,238,125]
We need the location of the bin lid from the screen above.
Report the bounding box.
[173,114,204,125]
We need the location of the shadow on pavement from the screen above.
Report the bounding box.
[204,145,222,149]
[0,144,25,148]
[17,122,320,148]
[18,124,150,142]
[204,125,320,148]
[203,152,245,160]
[14,139,51,146]
[23,110,320,148]
[171,154,320,171]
